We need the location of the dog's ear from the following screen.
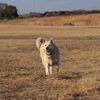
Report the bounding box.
[43,38,46,43]
[50,38,54,43]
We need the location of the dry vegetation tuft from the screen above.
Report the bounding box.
[0,25,100,100]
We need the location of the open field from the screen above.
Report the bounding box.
[0,25,100,100]
[0,13,100,26]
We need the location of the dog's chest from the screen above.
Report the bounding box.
[41,52,57,66]
[47,55,57,66]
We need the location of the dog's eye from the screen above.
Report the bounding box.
[45,45,46,46]
[49,45,51,46]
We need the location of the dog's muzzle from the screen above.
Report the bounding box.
[46,47,51,52]
[46,50,54,56]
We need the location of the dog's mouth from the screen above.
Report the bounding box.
[46,49,54,55]
[46,49,51,52]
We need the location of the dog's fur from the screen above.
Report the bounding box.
[36,37,60,75]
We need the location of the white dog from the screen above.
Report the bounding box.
[36,38,60,75]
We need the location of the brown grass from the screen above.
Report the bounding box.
[0,13,100,26]
[0,25,100,100]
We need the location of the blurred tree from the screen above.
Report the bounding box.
[4,5,18,17]
[0,4,18,18]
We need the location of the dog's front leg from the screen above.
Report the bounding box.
[50,66,53,74]
[44,64,49,75]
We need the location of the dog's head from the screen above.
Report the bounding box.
[43,38,54,54]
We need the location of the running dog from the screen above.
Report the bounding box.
[36,38,60,75]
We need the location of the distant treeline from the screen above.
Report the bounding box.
[0,3,18,18]
[19,10,100,18]
[0,3,100,19]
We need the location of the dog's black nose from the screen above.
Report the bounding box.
[46,47,49,50]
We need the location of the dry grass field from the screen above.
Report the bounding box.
[0,13,100,26]
[0,25,100,100]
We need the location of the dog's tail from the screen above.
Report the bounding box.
[36,37,44,50]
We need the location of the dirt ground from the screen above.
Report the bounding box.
[0,25,100,100]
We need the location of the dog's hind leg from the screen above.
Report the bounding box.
[56,63,59,72]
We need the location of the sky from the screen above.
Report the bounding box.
[0,0,100,14]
